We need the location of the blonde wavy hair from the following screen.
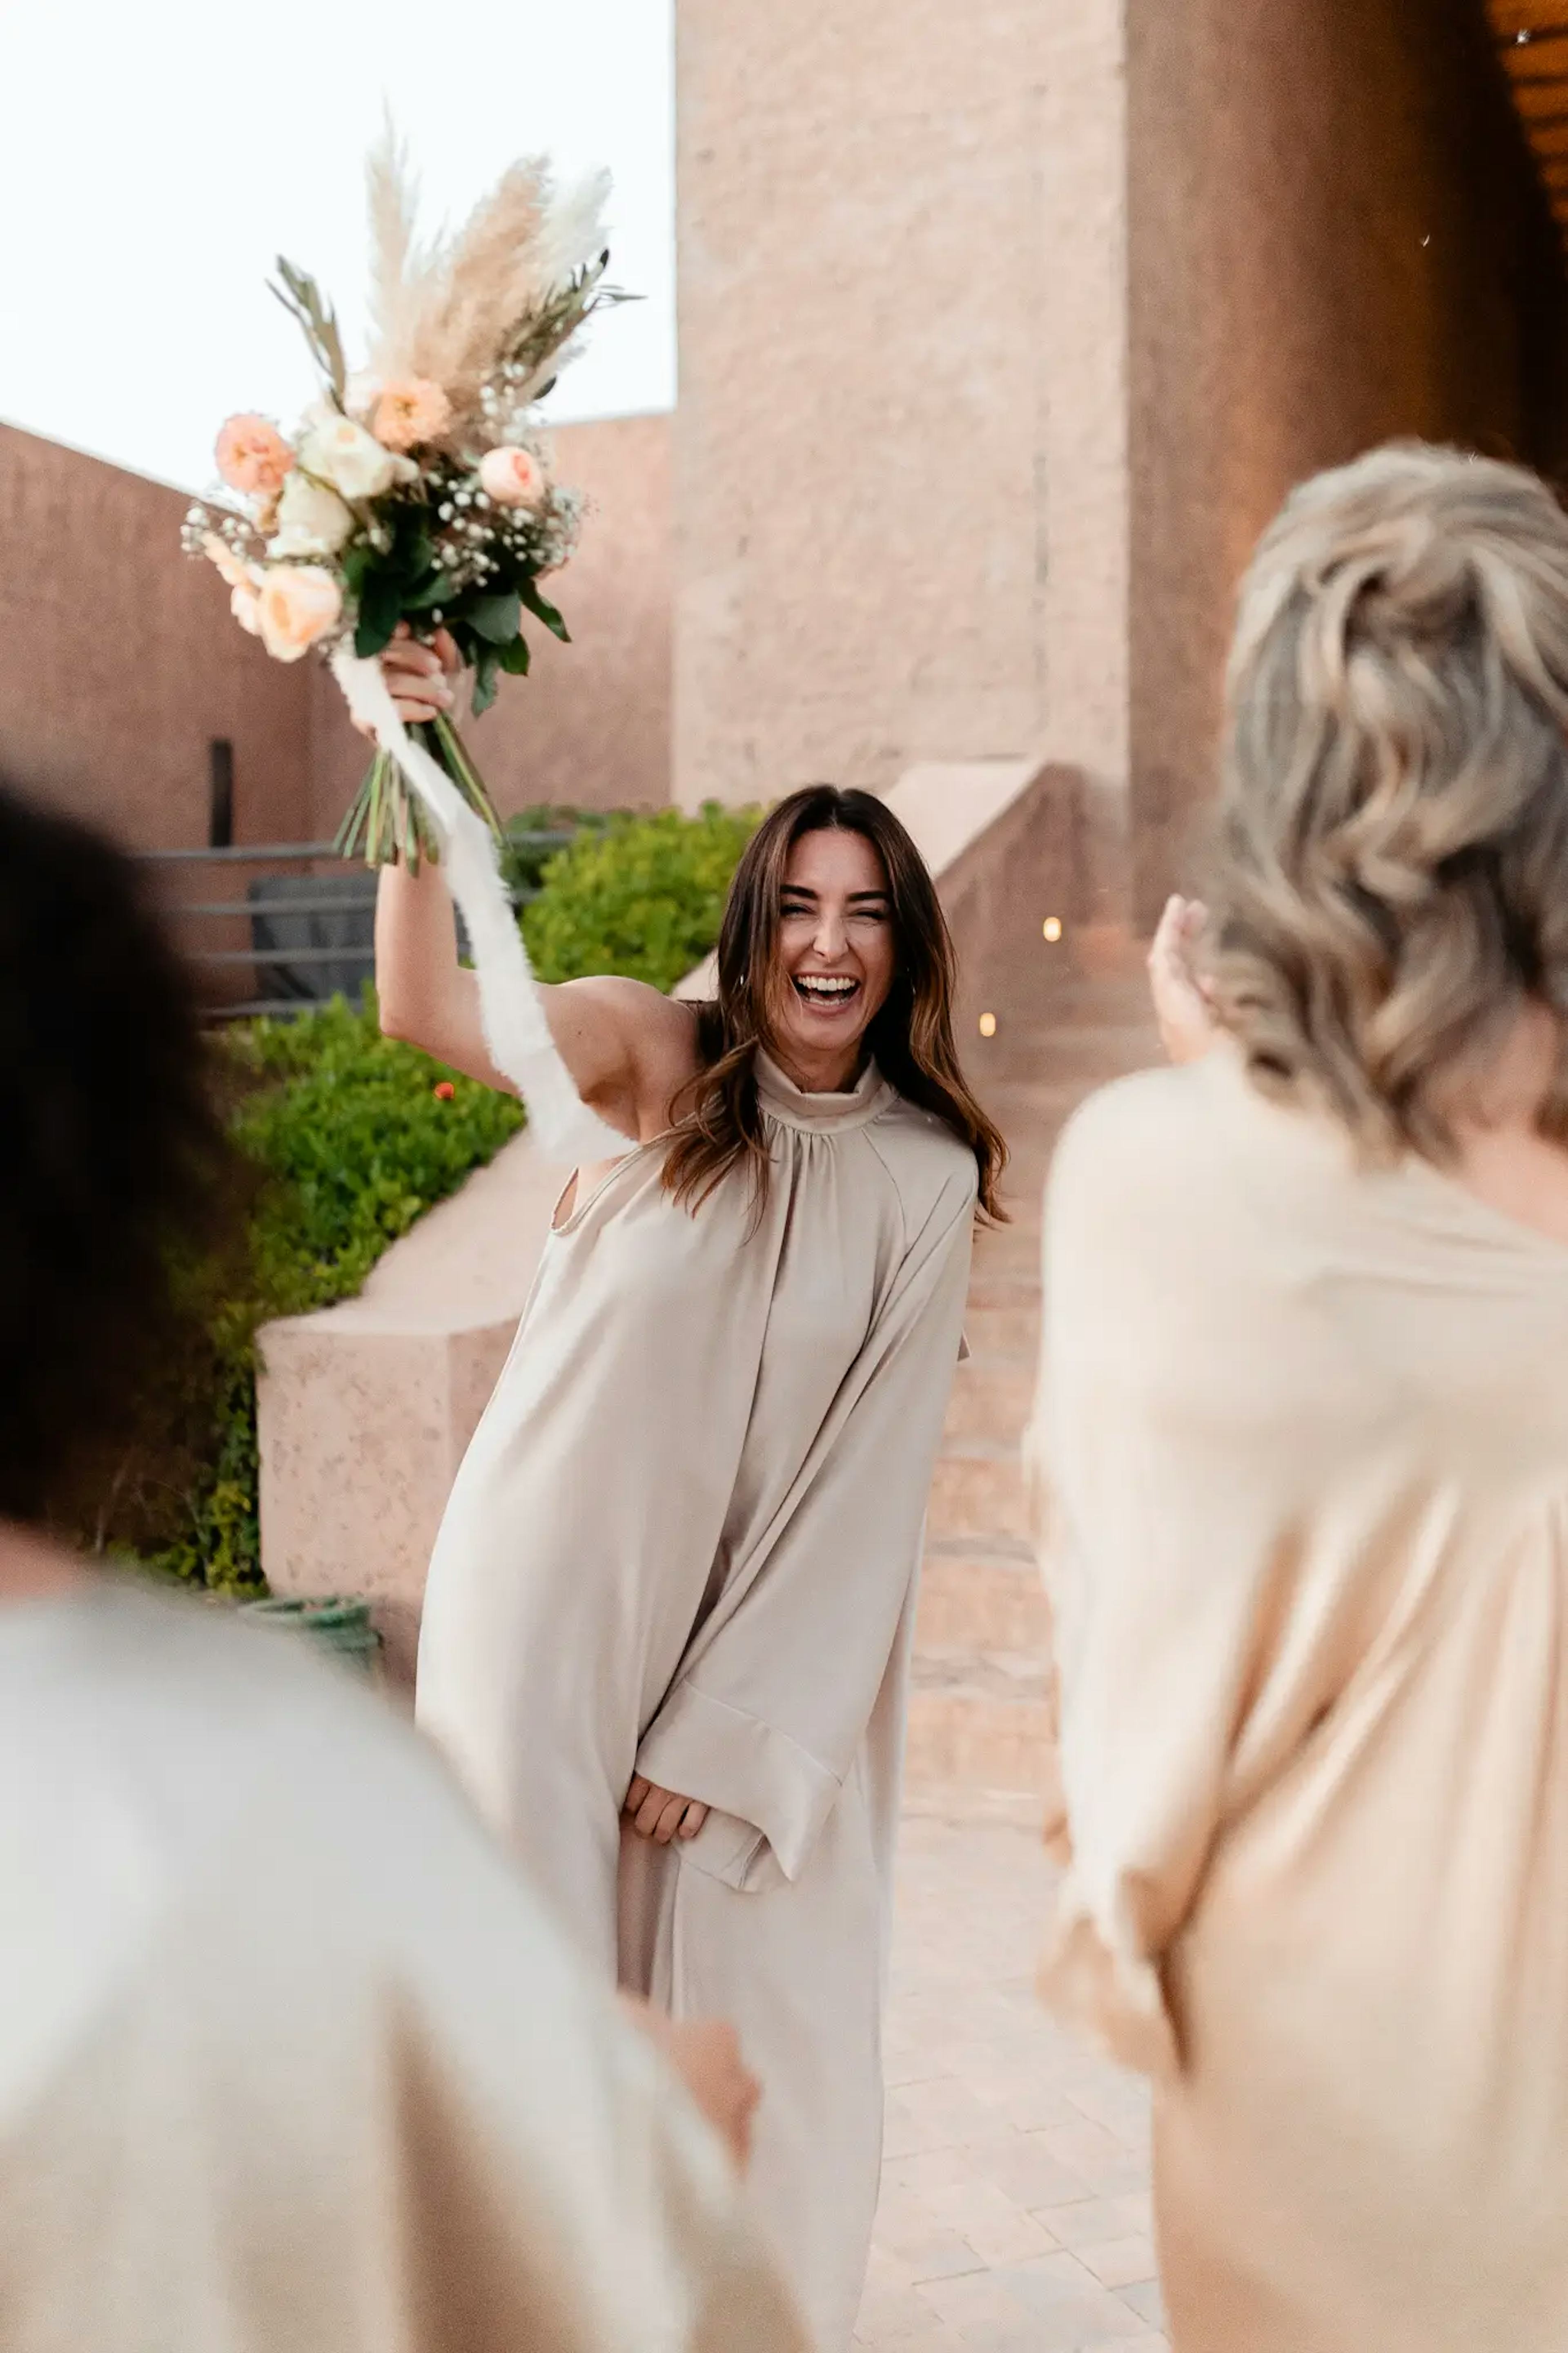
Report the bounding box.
[1209,442,1568,1161]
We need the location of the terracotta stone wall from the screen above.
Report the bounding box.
[673,0,1131,899]
[0,423,311,850]
[1127,0,1568,924]
[307,411,673,833]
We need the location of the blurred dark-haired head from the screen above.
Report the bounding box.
[0,785,231,1526]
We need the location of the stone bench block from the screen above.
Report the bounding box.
[257,1125,564,1685]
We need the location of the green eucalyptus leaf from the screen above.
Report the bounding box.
[394,509,433,580]
[469,591,523,646]
[472,645,501,715]
[340,542,375,597]
[354,570,404,658]
[520,577,571,643]
[403,572,451,613]
[499,634,532,676]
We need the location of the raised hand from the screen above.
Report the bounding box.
[1147,894,1218,1066]
[355,621,460,736]
[624,1773,710,1844]
[619,1998,761,2173]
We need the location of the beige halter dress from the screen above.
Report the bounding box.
[416,1051,976,2349]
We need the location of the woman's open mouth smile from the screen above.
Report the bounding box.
[792,973,862,1015]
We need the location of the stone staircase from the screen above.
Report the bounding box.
[905,968,1162,1811]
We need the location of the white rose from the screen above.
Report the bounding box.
[267,470,355,559]
[298,411,405,501]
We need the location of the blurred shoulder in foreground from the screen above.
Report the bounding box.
[0,1573,806,2353]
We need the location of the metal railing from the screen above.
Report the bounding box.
[140,834,572,1023]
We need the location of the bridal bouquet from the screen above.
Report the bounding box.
[183,128,624,869]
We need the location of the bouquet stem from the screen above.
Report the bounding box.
[333,713,503,872]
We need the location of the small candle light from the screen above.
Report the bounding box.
[979,1012,998,1038]
[1042,915,1063,942]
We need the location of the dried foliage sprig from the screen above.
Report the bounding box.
[365,115,422,383]
[267,260,347,406]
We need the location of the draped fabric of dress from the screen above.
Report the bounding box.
[1029,1046,1568,2353]
[0,1580,806,2353]
[416,1053,976,2350]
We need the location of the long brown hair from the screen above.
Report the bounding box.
[662,785,1007,1219]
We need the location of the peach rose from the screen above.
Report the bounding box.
[215,415,295,498]
[202,533,259,593]
[231,583,262,636]
[372,377,452,452]
[255,564,343,662]
[478,445,547,508]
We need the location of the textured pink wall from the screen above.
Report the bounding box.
[0,424,311,850]
[673,0,1092,814]
[1127,0,1568,924]
[308,411,672,833]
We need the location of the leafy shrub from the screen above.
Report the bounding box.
[522,803,761,993]
[498,803,613,899]
[127,996,523,1593]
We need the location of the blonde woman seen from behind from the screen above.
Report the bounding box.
[1031,444,1568,2353]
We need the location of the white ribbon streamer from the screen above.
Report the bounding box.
[331,646,630,1166]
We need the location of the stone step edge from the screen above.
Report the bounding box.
[912,1656,1048,1694]
[910,1664,1052,1702]
[923,1534,1038,1565]
[900,1782,1049,1828]
[931,1430,1029,1449]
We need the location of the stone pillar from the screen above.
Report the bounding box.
[673,0,1133,924]
[1125,0,1566,927]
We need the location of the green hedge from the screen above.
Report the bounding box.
[523,803,760,993]
[134,999,523,1593]
[122,800,758,1592]
[499,803,612,898]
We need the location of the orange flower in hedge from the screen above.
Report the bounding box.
[433,1081,456,1101]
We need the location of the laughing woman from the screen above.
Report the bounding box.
[373,651,1004,2351]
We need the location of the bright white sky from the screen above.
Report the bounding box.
[0,0,675,493]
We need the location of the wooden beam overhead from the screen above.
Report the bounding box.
[1490,0,1568,227]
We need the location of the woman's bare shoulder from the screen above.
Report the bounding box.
[554,975,703,1088]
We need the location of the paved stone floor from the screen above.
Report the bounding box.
[855,1806,1166,2353]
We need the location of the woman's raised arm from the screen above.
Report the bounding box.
[374,855,504,1084]
[370,636,697,1140]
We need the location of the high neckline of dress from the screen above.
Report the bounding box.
[754,1050,897,1134]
